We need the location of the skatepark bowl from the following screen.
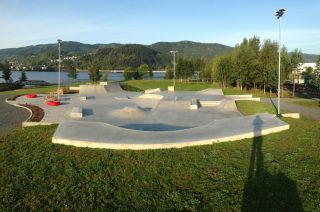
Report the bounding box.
[9,82,290,150]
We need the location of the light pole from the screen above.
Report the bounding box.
[275,8,285,117]
[170,50,178,86]
[57,39,62,100]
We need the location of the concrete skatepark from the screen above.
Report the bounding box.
[8,82,289,150]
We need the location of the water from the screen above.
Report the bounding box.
[0,71,165,84]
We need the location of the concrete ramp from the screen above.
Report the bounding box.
[79,82,123,95]
[52,113,289,150]
[105,82,123,92]
[79,85,107,95]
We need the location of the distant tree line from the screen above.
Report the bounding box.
[211,36,306,95]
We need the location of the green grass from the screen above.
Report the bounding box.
[223,87,295,98]
[0,85,63,96]
[292,100,320,109]
[126,80,220,91]
[1,101,320,210]
[236,100,277,115]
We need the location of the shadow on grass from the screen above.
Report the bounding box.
[241,116,303,211]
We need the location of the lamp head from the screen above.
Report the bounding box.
[275,8,286,19]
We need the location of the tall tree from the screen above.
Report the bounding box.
[290,49,304,96]
[67,66,77,80]
[19,70,27,81]
[148,67,154,79]
[280,47,291,97]
[136,64,149,80]
[2,61,12,83]
[259,40,278,94]
[123,67,133,81]
[88,64,101,83]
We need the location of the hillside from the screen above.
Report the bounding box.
[0,41,233,69]
[150,41,233,60]
[0,41,318,70]
[93,44,166,69]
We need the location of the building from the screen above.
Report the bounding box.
[293,63,317,84]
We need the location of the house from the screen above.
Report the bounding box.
[293,63,317,84]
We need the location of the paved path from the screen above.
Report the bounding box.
[0,95,30,137]
[261,98,320,121]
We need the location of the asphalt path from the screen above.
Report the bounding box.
[0,95,30,137]
[261,98,320,121]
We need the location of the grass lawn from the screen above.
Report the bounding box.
[292,100,320,109]
[0,85,64,96]
[223,87,295,98]
[236,100,277,115]
[1,100,319,210]
[126,80,220,91]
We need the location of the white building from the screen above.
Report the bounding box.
[293,63,317,84]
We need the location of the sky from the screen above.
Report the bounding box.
[0,0,319,54]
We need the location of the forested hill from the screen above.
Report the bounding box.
[0,41,318,69]
[150,41,233,59]
[0,41,233,69]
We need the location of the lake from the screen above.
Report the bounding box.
[0,71,165,84]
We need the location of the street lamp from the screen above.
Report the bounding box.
[170,50,178,86]
[57,39,62,100]
[275,8,285,117]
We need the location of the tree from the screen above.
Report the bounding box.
[148,67,154,79]
[101,71,109,81]
[123,67,133,81]
[2,61,12,83]
[212,55,233,88]
[164,66,173,79]
[302,67,314,85]
[20,70,27,81]
[280,47,291,97]
[136,64,149,80]
[315,56,320,77]
[88,64,101,83]
[259,40,278,94]
[67,66,77,80]
[290,49,304,96]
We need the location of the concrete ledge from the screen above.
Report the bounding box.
[145,88,161,94]
[200,101,221,107]
[80,96,87,100]
[282,113,300,119]
[99,81,108,85]
[190,98,199,110]
[69,86,80,91]
[168,86,175,92]
[22,122,55,127]
[138,94,164,100]
[52,113,289,150]
[226,94,253,98]
[70,107,83,118]
[234,97,260,101]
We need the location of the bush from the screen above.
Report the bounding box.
[0,83,21,92]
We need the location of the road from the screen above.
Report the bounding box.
[261,98,320,121]
[0,95,30,137]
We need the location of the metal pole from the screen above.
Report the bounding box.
[58,41,61,100]
[173,52,176,87]
[277,18,281,117]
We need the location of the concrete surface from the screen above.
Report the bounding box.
[6,83,290,149]
[0,95,30,136]
[52,113,289,150]
[261,98,320,120]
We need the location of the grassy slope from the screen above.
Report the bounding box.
[126,80,220,91]
[1,97,320,210]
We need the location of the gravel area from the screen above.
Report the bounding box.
[0,95,30,137]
